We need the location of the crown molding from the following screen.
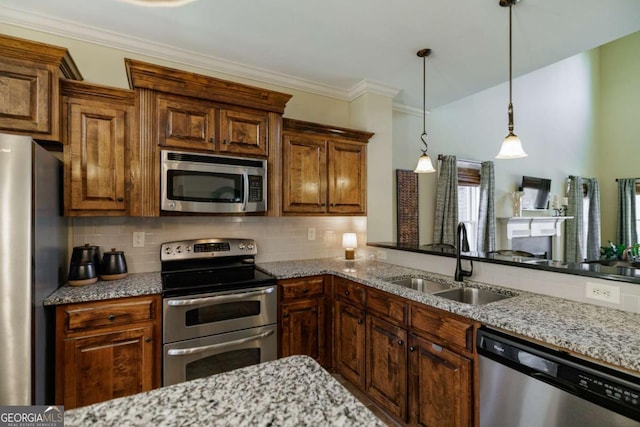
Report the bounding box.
[0,5,355,100]
[392,103,425,117]
[348,79,400,100]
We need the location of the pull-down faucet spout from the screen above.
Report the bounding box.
[455,222,473,282]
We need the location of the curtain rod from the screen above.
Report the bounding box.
[437,154,482,165]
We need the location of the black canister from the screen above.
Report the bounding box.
[71,244,101,272]
[68,262,98,286]
[100,248,128,280]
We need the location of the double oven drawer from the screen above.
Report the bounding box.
[163,285,277,343]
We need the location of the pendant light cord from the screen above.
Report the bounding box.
[421,52,428,154]
[507,3,514,132]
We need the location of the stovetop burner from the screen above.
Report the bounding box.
[160,238,275,297]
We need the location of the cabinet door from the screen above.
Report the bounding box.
[334,300,366,389]
[282,134,327,214]
[66,100,128,214]
[157,95,216,151]
[62,326,155,409]
[409,334,473,427]
[327,140,366,214]
[366,315,408,421]
[281,298,326,366]
[0,59,53,137]
[219,108,269,156]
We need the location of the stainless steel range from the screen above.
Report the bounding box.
[161,238,277,386]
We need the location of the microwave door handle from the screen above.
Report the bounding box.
[167,287,275,306]
[242,168,249,211]
[167,329,275,356]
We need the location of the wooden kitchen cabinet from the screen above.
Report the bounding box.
[0,34,82,142]
[157,93,216,151]
[409,333,473,427]
[61,80,135,216]
[281,118,372,215]
[278,276,329,367]
[334,299,366,389]
[55,295,161,409]
[219,107,269,157]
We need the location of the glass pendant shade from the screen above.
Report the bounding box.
[414,154,436,173]
[496,132,527,159]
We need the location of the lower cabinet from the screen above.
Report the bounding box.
[55,295,161,409]
[409,334,473,427]
[278,276,330,368]
[334,299,366,389]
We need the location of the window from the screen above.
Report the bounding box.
[457,162,481,252]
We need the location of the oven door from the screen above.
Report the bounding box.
[163,285,277,343]
[163,324,277,386]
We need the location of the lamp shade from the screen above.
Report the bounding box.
[342,233,358,249]
[496,133,527,159]
[414,154,436,173]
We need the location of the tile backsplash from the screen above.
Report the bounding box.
[72,216,367,273]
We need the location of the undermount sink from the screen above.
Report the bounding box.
[431,287,512,305]
[388,277,451,293]
[584,260,640,268]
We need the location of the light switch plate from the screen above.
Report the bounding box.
[133,231,145,248]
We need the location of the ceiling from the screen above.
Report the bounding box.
[1,0,640,110]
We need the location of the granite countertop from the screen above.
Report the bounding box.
[43,272,162,306]
[259,258,640,374]
[43,258,640,374]
[64,355,384,427]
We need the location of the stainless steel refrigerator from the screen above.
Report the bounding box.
[0,133,68,405]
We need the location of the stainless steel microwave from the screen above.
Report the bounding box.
[161,150,267,214]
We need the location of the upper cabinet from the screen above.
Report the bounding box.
[61,80,135,216]
[126,59,292,216]
[0,34,82,142]
[281,118,373,215]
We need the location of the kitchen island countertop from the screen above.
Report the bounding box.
[64,355,384,427]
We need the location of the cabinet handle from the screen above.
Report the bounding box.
[117,197,124,202]
[409,346,416,352]
[398,339,404,346]
[357,319,363,324]
[145,337,152,343]
[344,290,350,296]
[108,314,116,321]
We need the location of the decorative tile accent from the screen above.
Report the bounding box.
[396,169,419,246]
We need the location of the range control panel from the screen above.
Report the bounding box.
[161,238,257,261]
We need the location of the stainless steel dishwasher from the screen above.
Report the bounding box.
[477,327,640,427]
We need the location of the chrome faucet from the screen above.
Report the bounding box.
[455,222,473,282]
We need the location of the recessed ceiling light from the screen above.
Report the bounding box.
[118,0,200,7]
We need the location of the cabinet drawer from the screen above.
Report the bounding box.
[280,277,325,300]
[334,277,366,308]
[64,298,156,332]
[367,289,407,326]
[409,305,474,353]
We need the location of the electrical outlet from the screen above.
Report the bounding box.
[376,250,387,260]
[307,227,316,241]
[585,282,620,304]
[133,232,145,248]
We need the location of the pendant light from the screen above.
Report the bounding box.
[496,0,528,159]
[414,48,436,173]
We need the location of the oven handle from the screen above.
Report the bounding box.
[242,168,249,212]
[166,329,274,356]
[167,287,275,306]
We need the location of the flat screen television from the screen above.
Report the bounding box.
[521,176,551,209]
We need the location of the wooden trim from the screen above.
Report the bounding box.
[125,58,292,113]
[283,118,374,142]
[61,80,134,104]
[0,34,82,80]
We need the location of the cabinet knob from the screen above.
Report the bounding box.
[409,346,415,352]
[301,288,308,293]
[108,314,116,321]
[344,290,350,296]
[357,319,363,324]
[117,197,124,202]
[145,337,152,343]
[330,203,336,207]
[208,137,215,143]
[223,139,228,144]
[283,313,289,318]
[397,339,404,346]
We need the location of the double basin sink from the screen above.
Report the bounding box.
[386,277,512,305]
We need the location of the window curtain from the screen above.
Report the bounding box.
[616,178,638,247]
[583,178,601,261]
[565,176,585,263]
[433,155,458,247]
[476,161,496,253]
